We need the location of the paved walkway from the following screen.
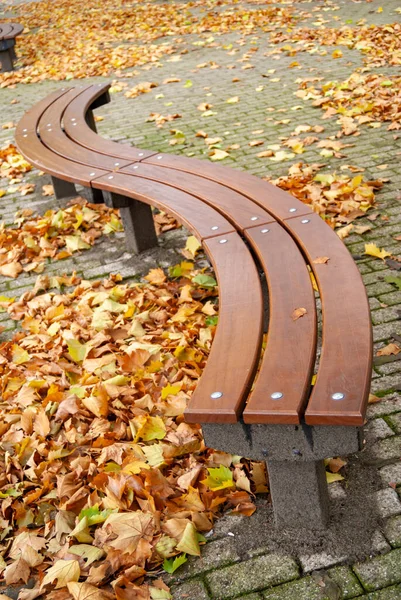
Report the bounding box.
[1,0,401,598]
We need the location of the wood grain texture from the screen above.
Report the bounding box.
[143,153,313,221]
[92,172,235,240]
[38,87,135,171]
[185,233,263,424]
[15,127,107,186]
[120,163,274,231]
[63,85,155,161]
[284,213,372,426]
[15,87,70,133]
[243,223,317,424]
[0,23,23,39]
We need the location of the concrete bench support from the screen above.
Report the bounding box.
[0,40,14,72]
[51,176,76,200]
[104,191,158,254]
[267,458,329,528]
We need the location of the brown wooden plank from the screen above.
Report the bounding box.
[143,153,313,221]
[63,85,155,161]
[8,23,23,38]
[15,127,108,186]
[243,223,317,424]
[38,87,135,171]
[185,232,263,424]
[120,163,274,231]
[16,87,70,134]
[92,171,235,240]
[283,213,372,426]
[0,24,13,39]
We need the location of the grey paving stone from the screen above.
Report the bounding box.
[367,584,401,599]
[379,464,401,487]
[174,537,241,580]
[299,552,346,574]
[326,565,364,599]
[387,414,401,435]
[205,554,299,599]
[374,489,401,519]
[367,397,401,420]
[371,530,391,555]
[365,419,395,442]
[171,579,210,600]
[367,437,401,463]
[262,577,332,600]
[353,549,401,592]
[384,516,401,549]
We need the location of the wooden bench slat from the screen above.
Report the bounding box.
[184,233,263,424]
[63,85,156,161]
[284,213,372,426]
[0,24,13,38]
[39,87,136,171]
[16,88,70,134]
[143,153,313,221]
[15,126,107,186]
[243,223,317,424]
[120,163,274,231]
[92,171,235,241]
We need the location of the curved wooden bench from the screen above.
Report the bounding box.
[0,22,23,72]
[15,84,373,529]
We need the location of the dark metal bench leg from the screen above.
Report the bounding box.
[267,458,329,529]
[104,191,158,254]
[51,176,76,200]
[0,50,13,73]
[10,45,16,61]
[86,187,104,204]
[85,110,97,133]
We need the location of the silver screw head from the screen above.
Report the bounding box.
[157,155,162,160]
[133,165,139,169]
[89,172,95,176]
[211,226,219,231]
[114,162,120,166]
[301,219,310,224]
[261,228,269,233]
[219,239,228,244]
[71,118,76,121]
[138,153,144,157]
[211,391,223,399]
[108,175,113,180]
[271,392,283,399]
[250,216,258,221]
[289,208,297,213]
[332,392,345,400]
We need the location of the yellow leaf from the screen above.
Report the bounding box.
[12,344,30,365]
[131,415,166,442]
[185,236,202,257]
[41,560,80,590]
[67,339,88,363]
[226,96,239,104]
[210,149,229,161]
[326,472,344,484]
[332,49,343,59]
[176,522,201,556]
[161,383,182,400]
[364,243,391,261]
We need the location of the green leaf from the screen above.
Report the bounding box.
[183,80,193,88]
[79,505,115,526]
[69,544,105,566]
[385,276,401,290]
[206,315,218,327]
[150,588,172,600]
[202,465,234,491]
[67,339,88,363]
[64,235,91,252]
[176,523,200,556]
[163,553,188,574]
[192,274,217,288]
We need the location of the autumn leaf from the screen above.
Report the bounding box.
[176,522,201,556]
[292,308,307,321]
[145,268,166,284]
[326,472,344,484]
[313,257,330,264]
[185,236,202,257]
[105,512,154,554]
[42,560,80,589]
[163,553,187,574]
[210,149,230,161]
[67,582,115,600]
[376,343,401,357]
[202,465,234,491]
[364,243,392,260]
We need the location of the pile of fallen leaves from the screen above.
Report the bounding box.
[267,162,383,229]
[0,198,123,279]
[0,267,264,599]
[0,144,32,185]
[0,0,294,87]
[301,73,401,131]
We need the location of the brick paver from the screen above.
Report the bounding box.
[1,0,401,598]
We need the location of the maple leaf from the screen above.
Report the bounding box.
[105,512,155,554]
[145,268,166,284]
[292,307,307,321]
[202,465,234,491]
[364,243,391,260]
[41,560,80,589]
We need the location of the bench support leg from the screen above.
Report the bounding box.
[86,188,104,205]
[51,176,76,200]
[103,191,158,254]
[267,458,329,529]
[0,50,13,73]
